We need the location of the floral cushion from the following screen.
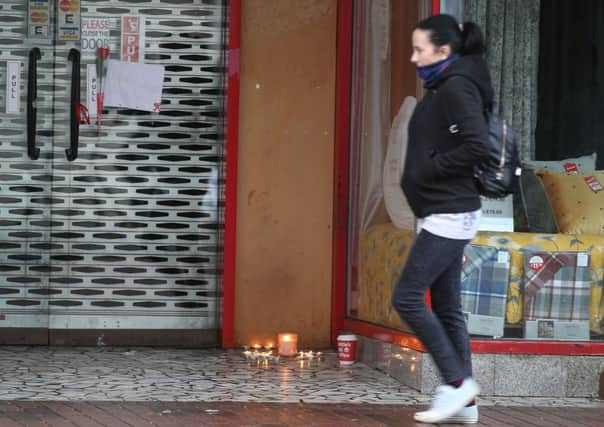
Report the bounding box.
[538,171,604,235]
[357,223,604,335]
[515,153,597,233]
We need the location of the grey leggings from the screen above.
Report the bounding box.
[391,229,472,383]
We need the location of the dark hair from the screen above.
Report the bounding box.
[416,14,485,55]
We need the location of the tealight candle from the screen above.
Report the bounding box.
[278,333,298,356]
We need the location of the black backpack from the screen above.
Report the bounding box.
[442,76,522,199]
[473,109,522,199]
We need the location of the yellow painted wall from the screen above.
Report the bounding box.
[235,0,337,349]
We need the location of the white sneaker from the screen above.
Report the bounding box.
[414,378,480,424]
[441,405,479,424]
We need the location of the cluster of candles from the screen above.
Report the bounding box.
[296,350,322,360]
[242,344,280,362]
[242,347,323,362]
[242,333,323,364]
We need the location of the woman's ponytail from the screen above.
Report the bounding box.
[460,21,486,55]
[416,15,486,56]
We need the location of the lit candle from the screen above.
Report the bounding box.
[278,333,298,356]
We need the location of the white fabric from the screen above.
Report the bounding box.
[417,209,482,240]
[383,96,416,230]
[352,0,391,233]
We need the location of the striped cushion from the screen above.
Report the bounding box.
[523,252,591,321]
[461,245,510,318]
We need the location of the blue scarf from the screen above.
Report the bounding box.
[417,54,460,83]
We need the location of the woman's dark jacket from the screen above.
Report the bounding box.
[401,54,494,219]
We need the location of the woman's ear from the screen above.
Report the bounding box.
[439,44,452,58]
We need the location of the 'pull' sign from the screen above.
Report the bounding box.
[5,62,20,114]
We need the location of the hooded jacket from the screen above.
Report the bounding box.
[401,54,494,219]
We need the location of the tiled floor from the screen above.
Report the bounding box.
[0,346,601,409]
[0,347,425,404]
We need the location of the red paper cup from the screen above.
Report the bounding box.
[337,334,357,366]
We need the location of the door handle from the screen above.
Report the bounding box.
[26,47,41,160]
[66,48,81,161]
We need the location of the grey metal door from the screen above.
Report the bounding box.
[0,0,226,346]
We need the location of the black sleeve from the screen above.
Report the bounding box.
[432,77,490,178]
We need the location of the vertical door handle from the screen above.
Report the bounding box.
[66,48,81,161]
[27,47,41,160]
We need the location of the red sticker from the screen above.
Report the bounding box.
[584,175,603,193]
[121,16,141,63]
[528,255,544,271]
[564,162,578,174]
[59,0,79,13]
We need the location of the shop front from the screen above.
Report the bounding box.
[2,0,603,398]
[331,0,604,397]
[0,0,337,352]
[0,0,230,346]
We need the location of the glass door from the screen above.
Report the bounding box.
[0,0,226,346]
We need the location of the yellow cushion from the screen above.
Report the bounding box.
[357,225,414,331]
[538,171,604,235]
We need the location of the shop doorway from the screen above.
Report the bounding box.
[0,0,226,346]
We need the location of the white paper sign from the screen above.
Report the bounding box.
[82,18,110,55]
[5,62,20,114]
[478,195,514,232]
[104,60,164,112]
[87,64,98,119]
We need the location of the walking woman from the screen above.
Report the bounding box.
[392,14,493,424]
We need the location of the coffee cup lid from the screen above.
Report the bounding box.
[337,334,357,341]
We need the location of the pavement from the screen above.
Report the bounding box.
[0,347,602,426]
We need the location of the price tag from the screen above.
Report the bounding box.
[563,162,578,174]
[497,250,510,265]
[584,175,603,193]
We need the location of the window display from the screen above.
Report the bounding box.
[345,0,603,342]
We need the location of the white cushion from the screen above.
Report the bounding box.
[383,96,416,230]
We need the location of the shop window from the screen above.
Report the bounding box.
[345,0,604,342]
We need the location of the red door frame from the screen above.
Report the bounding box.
[330,0,604,356]
[330,0,353,346]
[221,0,241,348]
